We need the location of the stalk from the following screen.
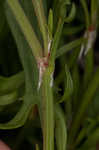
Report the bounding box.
[40,66,54,150]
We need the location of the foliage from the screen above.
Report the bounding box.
[0,0,99,150]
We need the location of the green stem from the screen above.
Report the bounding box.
[41,66,54,150]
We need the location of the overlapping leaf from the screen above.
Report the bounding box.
[0,0,40,129]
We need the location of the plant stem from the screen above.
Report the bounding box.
[41,66,54,150]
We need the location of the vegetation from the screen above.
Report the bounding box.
[0,0,99,150]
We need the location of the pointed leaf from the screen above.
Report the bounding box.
[59,65,73,103]
[32,0,48,55]
[65,3,76,23]
[0,94,37,129]
[56,38,84,59]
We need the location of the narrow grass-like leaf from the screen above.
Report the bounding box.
[83,49,94,89]
[0,91,18,106]
[91,0,98,21]
[50,0,69,64]
[50,18,64,64]
[69,68,99,144]
[65,3,76,23]
[55,104,67,150]
[59,65,73,103]
[55,70,65,86]
[0,4,9,41]
[63,25,84,35]
[7,0,43,59]
[59,0,70,19]
[3,0,40,129]
[80,0,90,29]
[48,9,53,37]
[36,144,40,150]
[75,127,87,147]
[72,65,80,112]
[0,71,24,94]
[80,128,99,150]
[56,38,84,59]
[75,120,97,147]
[5,0,39,95]
[0,94,37,129]
[32,0,48,55]
[68,47,81,68]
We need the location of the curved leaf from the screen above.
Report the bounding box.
[59,65,73,103]
[0,91,18,106]
[56,38,84,59]
[65,3,76,23]
[0,71,24,94]
[3,0,40,129]
[0,94,37,129]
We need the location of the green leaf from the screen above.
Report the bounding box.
[6,0,43,59]
[63,25,84,35]
[65,3,76,23]
[48,9,53,37]
[32,0,48,55]
[0,94,37,129]
[0,3,9,41]
[0,71,24,95]
[50,18,64,65]
[72,65,80,111]
[69,68,99,144]
[87,88,99,118]
[80,127,99,150]
[5,0,39,94]
[55,104,67,150]
[80,0,90,29]
[91,0,98,21]
[50,0,70,64]
[68,47,81,68]
[1,0,40,129]
[0,91,18,106]
[56,38,84,59]
[59,65,73,103]
[59,0,70,19]
[83,49,94,89]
